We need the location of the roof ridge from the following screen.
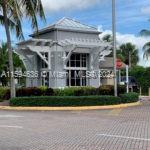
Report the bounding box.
[55,17,97,30]
[30,17,100,37]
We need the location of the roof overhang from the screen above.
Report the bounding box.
[30,26,101,37]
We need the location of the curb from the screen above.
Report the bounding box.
[0,101,141,111]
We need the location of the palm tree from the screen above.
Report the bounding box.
[0,0,45,98]
[118,43,139,67]
[143,42,150,60]
[0,43,25,86]
[139,29,150,37]
[140,29,150,60]
[0,43,8,86]
[139,19,150,59]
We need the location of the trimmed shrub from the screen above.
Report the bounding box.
[10,92,139,107]
[118,85,126,95]
[0,87,10,100]
[0,87,54,100]
[54,87,78,96]
[16,87,42,97]
[44,88,54,96]
[120,92,139,103]
[54,85,126,97]
[97,85,126,96]
[10,95,121,107]
[98,85,114,95]
[74,87,97,96]
[16,87,54,97]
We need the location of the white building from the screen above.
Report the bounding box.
[17,18,112,88]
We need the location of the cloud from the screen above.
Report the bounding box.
[41,0,99,12]
[99,29,150,66]
[141,6,150,14]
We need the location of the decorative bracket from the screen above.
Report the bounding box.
[62,44,77,65]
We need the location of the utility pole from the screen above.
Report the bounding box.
[126,65,129,93]
[112,0,117,96]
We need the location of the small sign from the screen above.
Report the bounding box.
[116,59,123,69]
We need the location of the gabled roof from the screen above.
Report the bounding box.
[56,17,98,31]
[30,17,100,37]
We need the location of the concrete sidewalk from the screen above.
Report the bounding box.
[0,100,9,106]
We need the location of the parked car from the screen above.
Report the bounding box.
[120,76,139,92]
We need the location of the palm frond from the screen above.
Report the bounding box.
[139,29,150,37]
[143,47,150,60]
[143,42,150,51]
[21,0,45,32]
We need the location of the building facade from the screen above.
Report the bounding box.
[17,18,112,88]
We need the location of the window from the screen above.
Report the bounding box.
[42,72,49,87]
[66,53,88,86]
[67,70,87,86]
[67,53,88,68]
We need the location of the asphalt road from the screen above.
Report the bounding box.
[0,100,150,150]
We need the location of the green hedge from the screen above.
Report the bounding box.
[120,92,139,103]
[0,87,10,101]
[0,85,126,100]
[10,92,139,107]
[0,87,54,100]
[54,85,126,96]
[54,87,97,96]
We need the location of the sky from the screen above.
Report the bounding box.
[0,0,150,66]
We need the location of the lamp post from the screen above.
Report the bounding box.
[112,0,117,96]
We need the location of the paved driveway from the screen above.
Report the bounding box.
[0,100,150,150]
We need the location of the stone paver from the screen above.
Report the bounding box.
[0,100,150,150]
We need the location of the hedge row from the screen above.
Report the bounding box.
[0,87,10,101]
[10,92,139,107]
[54,85,126,96]
[0,85,126,100]
[0,87,54,100]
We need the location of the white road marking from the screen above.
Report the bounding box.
[0,115,23,118]
[0,125,23,129]
[97,134,150,141]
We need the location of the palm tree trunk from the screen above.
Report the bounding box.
[2,2,16,98]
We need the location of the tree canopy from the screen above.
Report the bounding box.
[0,43,25,86]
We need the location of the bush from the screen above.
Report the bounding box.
[0,87,10,100]
[10,95,121,107]
[16,87,54,97]
[54,85,126,97]
[97,85,126,96]
[16,87,42,97]
[118,85,126,95]
[120,92,139,103]
[98,85,114,95]
[54,87,79,96]
[10,92,139,107]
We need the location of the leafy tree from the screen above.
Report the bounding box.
[102,34,112,42]
[117,43,139,67]
[0,43,25,86]
[0,0,45,98]
[129,66,150,95]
